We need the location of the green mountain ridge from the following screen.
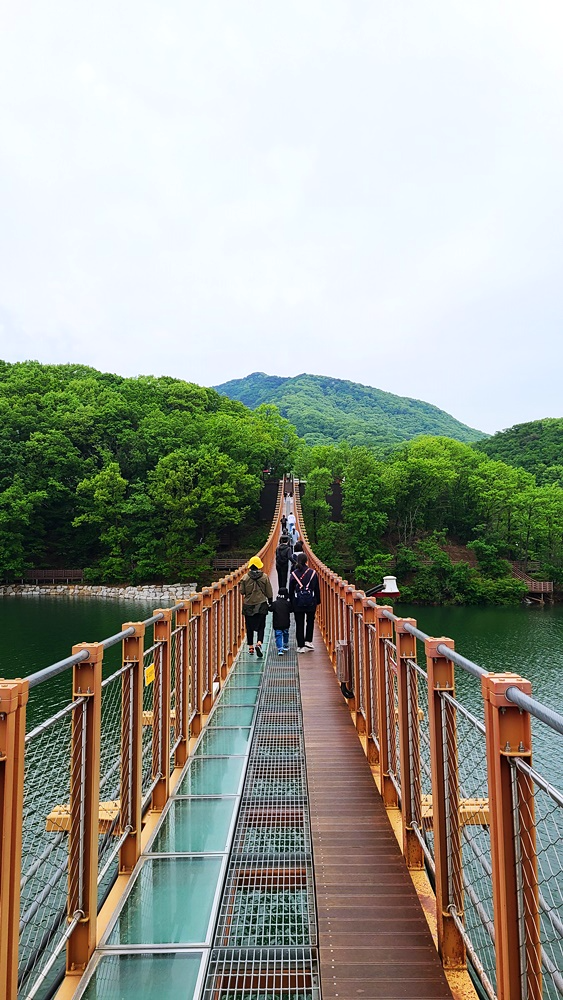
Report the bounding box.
[476,418,563,485]
[214,372,485,447]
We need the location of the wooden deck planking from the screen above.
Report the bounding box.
[299,624,454,1000]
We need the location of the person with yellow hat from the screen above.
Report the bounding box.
[239,556,273,657]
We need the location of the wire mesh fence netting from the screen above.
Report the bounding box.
[20,700,85,998]
[513,756,563,1000]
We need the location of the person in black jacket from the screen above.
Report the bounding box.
[289,552,321,653]
[275,534,293,589]
[269,587,291,654]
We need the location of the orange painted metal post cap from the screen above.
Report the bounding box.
[424,637,454,659]
[481,672,532,707]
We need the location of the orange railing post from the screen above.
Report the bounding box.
[0,678,28,1000]
[482,673,542,1000]
[211,582,221,692]
[344,585,356,711]
[189,593,203,738]
[352,590,366,733]
[152,609,172,811]
[201,589,213,714]
[173,606,190,769]
[119,623,145,874]
[67,642,103,976]
[375,606,397,809]
[320,570,331,656]
[219,580,228,681]
[425,637,465,970]
[395,618,423,869]
[363,601,379,764]
[226,579,234,673]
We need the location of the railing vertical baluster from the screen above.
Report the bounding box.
[324,573,331,654]
[119,624,145,873]
[152,609,171,811]
[236,570,245,649]
[325,573,334,659]
[0,678,28,1000]
[173,607,190,769]
[220,580,228,681]
[190,593,203,738]
[482,673,542,1000]
[332,575,339,662]
[201,589,213,714]
[352,591,364,729]
[336,578,344,655]
[343,585,355,710]
[395,618,423,869]
[211,583,221,691]
[226,581,234,673]
[67,642,103,976]
[375,607,397,809]
[362,602,378,764]
[318,568,328,649]
[424,637,465,970]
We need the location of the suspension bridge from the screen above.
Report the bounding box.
[1,481,562,1000]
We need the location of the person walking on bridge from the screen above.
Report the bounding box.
[275,534,293,589]
[240,556,273,658]
[269,587,291,654]
[289,552,320,653]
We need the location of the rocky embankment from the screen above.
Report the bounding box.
[0,583,197,602]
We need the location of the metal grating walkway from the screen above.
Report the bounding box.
[203,640,320,998]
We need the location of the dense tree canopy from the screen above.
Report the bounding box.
[0,361,299,581]
[476,418,563,486]
[301,435,563,605]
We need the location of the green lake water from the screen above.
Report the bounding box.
[397,601,563,784]
[0,596,158,727]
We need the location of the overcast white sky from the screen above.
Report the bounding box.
[1,1,562,434]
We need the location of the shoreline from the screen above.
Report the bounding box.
[0,583,198,602]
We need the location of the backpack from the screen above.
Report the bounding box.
[291,568,316,609]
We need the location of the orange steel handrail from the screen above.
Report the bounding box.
[292,484,543,1000]
[0,484,283,1000]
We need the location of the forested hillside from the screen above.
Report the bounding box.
[0,361,299,581]
[297,436,563,605]
[3,360,560,605]
[214,372,484,448]
[476,418,563,485]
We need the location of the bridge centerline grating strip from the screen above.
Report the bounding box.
[202,630,321,998]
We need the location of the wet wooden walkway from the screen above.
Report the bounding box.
[299,623,454,1000]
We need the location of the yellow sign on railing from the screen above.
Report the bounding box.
[144,662,155,686]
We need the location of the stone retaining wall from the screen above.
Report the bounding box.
[0,583,198,602]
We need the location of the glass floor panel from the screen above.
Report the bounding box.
[107,857,222,945]
[177,756,246,796]
[208,705,255,728]
[194,727,251,757]
[216,686,259,706]
[223,675,261,692]
[80,952,203,1000]
[151,798,237,854]
[231,663,264,676]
